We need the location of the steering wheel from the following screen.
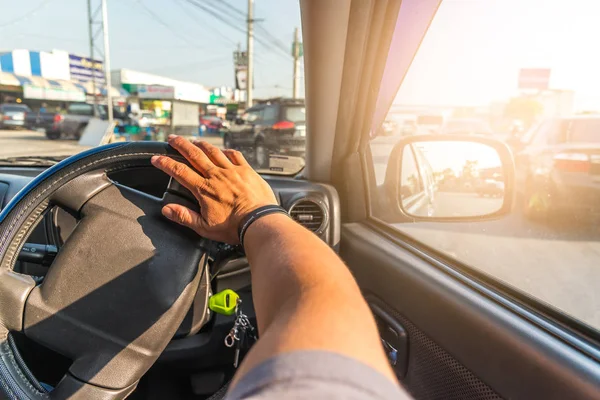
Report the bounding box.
[0,142,208,399]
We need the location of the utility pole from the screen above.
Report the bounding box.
[87,0,113,123]
[86,0,97,111]
[292,27,300,99]
[101,0,113,123]
[246,0,254,108]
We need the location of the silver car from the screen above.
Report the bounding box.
[0,104,31,129]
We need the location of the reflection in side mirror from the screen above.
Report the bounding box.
[386,136,514,221]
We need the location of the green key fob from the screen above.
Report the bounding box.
[209,289,240,316]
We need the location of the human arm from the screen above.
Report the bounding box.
[151,136,396,386]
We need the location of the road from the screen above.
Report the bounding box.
[0,129,224,159]
[0,129,88,158]
[370,134,600,330]
[2,130,599,329]
[432,191,502,217]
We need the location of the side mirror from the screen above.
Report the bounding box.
[383,134,515,222]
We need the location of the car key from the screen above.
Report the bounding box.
[209,289,240,316]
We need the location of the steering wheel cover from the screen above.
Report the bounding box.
[0,142,205,399]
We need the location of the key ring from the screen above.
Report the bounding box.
[225,332,236,347]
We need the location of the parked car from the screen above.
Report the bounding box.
[440,118,493,135]
[25,110,59,132]
[0,104,31,129]
[514,116,600,220]
[222,98,306,168]
[396,143,436,217]
[40,103,107,140]
[415,113,444,134]
[136,111,157,128]
[200,116,224,133]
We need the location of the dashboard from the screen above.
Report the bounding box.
[0,164,341,277]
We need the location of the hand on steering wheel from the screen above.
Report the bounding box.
[151,136,277,244]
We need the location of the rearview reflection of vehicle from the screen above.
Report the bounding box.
[391,138,510,219]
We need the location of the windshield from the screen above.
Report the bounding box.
[0,2,304,174]
[285,106,306,123]
[0,105,30,113]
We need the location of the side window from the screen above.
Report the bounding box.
[567,119,600,143]
[246,108,263,123]
[262,105,279,123]
[68,104,93,116]
[367,0,600,334]
[400,145,423,200]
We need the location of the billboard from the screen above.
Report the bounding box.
[518,68,551,90]
[69,54,105,84]
[234,50,248,90]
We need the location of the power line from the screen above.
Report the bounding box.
[0,0,54,28]
[131,0,204,50]
[173,0,238,47]
[147,55,231,72]
[210,0,245,18]
[184,0,291,61]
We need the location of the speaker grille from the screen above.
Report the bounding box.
[368,297,503,400]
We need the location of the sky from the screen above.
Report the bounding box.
[396,0,600,110]
[2,0,600,109]
[0,0,303,99]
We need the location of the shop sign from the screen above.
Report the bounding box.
[69,54,105,84]
[138,84,175,99]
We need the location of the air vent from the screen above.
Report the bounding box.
[289,199,328,234]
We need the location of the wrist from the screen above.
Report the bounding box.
[242,212,291,253]
[238,205,289,247]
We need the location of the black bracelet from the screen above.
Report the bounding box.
[238,205,289,248]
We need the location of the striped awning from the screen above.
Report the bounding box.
[0,72,21,86]
[80,81,129,98]
[0,72,87,101]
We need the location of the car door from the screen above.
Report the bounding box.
[302,0,600,399]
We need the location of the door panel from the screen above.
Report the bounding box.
[341,222,600,400]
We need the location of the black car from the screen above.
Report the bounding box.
[222,99,306,168]
[514,116,600,220]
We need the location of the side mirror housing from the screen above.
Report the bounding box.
[383,134,515,222]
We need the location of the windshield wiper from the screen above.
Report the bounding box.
[0,155,70,166]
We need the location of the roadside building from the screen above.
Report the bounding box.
[0,49,126,111]
[112,68,212,135]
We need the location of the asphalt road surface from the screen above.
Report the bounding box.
[431,191,502,217]
[0,129,224,159]
[370,134,600,330]
[0,129,88,158]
